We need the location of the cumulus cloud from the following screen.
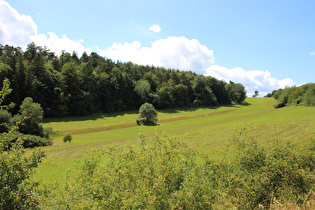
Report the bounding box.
[98,36,215,74]
[0,0,37,48]
[31,32,92,56]
[0,0,90,56]
[310,51,315,56]
[149,24,161,33]
[205,65,295,96]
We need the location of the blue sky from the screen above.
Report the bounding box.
[1,0,315,96]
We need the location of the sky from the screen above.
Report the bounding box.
[1,0,315,97]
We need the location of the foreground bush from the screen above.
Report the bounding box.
[0,137,46,209]
[41,132,217,209]
[40,130,315,209]
[0,109,12,133]
[223,127,315,208]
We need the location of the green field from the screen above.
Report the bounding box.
[34,97,315,186]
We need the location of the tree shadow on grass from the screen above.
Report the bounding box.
[231,101,252,108]
[223,101,252,108]
[158,105,221,114]
[241,101,252,106]
[43,110,138,123]
[137,123,160,127]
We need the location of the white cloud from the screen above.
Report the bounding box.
[0,0,37,48]
[0,0,90,56]
[149,24,161,33]
[98,36,215,74]
[205,65,295,96]
[31,32,92,56]
[310,51,315,56]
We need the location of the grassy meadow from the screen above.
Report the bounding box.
[33,97,315,187]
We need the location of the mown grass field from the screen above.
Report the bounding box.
[34,97,315,186]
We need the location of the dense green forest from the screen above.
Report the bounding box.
[267,83,315,108]
[0,43,246,117]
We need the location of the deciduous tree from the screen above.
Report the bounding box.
[138,103,158,125]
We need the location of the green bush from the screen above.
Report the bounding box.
[136,117,145,125]
[43,127,56,139]
[0,109,12,133]
[0,130,20,151]
[223,127,315,208]
[44,132,217,209]
[22,134,52,148]
[63,134,72,143]
[0,131,52,150]
[274,101,286,108]
[0,138,45,209]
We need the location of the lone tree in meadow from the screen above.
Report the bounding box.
[252,90,259,98]
[137,103,158,125]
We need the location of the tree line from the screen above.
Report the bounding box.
[0,43,246,117]
[266,83,315,108]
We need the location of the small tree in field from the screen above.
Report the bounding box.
[63,134,72,143]
[252,90,259,98]
[138,103,158,125]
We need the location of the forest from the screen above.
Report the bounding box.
[0,43,246,118]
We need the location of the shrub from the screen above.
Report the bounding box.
[274,101,286,108]
[0,131,52,150]
[0,138,45,209]
[0,109,12,133]
[138,102,158,125]
[49,132,217,209]
[22,134,52,148]
[223,127,315,209]
[43,127,56,139]
[63,134,72,143]
[136,117,145,125]
[0,130,21,151]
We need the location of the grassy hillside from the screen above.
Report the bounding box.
[35,97,315,186]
